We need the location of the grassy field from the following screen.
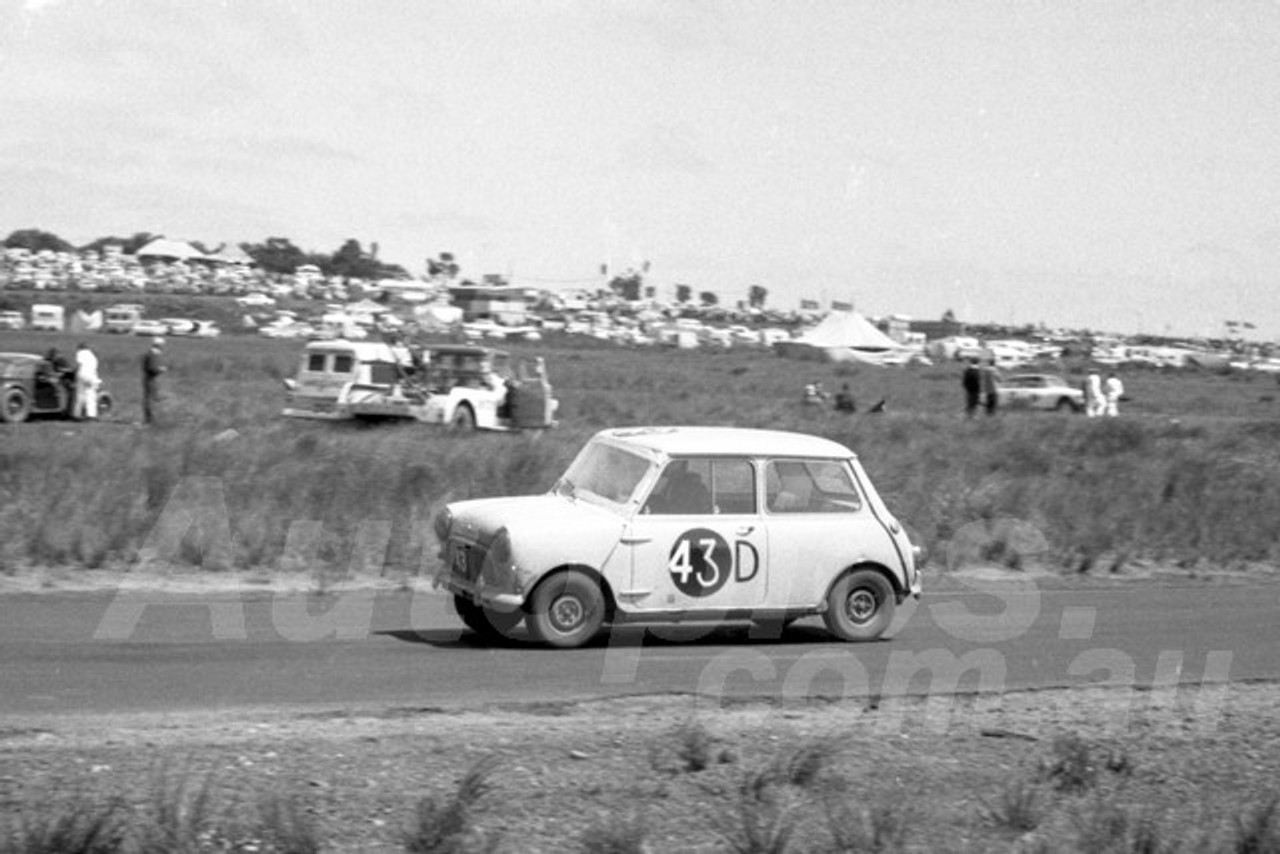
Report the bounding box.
[2,328,1279,578]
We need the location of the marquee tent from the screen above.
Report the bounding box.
[208,243,254,265]
[774,310,907,364]
[134,238,207,262]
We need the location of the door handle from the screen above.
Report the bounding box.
[735,526,754,536]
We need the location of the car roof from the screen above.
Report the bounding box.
[303,340,406,358]
[594,426,856,459]
[0,352,43,363]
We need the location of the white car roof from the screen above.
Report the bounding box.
[302,340,407,360]
[595,426,856,459]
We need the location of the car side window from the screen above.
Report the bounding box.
[307,353,326,372]
[765,459,862,513]
[643,458,754,515]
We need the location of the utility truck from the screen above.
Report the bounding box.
[282,337,557,431]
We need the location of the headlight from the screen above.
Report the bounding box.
[486,528,512,571]
[433,508,453,544]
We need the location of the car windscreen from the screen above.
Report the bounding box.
[555,441,654,506]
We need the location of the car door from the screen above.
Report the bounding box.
[1001,376,1030,409]
[620,456,768,613]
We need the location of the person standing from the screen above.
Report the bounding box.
[1104,372,1124,417]
[73,342,100,420]
[833,383,857,413]
[1086,370,1105,417]
[962,358,982,418]
[141,337,167,425]
[981,359,1000,416]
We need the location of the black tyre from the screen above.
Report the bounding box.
[454,595,522,640]
[96,391,114,419]
[526,571,605,648]
[1,386,31,423]
[450,403,476,431]
[823,569,895,642]
[1055,397,1079,413]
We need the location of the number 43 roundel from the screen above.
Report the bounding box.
[667,528,730,597]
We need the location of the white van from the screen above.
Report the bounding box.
[282,340,412,420]
[30,304,64,332]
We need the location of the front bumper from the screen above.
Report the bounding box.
[433,539,526,612]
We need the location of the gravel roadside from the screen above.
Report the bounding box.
[3,682,1278,852]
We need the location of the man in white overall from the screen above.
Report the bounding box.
[74,343,100,420]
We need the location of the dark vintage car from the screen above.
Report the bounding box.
[0,352,115,423]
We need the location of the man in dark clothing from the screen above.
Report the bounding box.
[833,383,856,413]
[962,358,981,417]
[141,337,167,425]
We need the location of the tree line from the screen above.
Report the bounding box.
[2,229,409,281]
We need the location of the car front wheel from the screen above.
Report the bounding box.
[450,403,476,431]
[1,387,31,423]
[454,594,522,641]
[526,570,604,648]
[824,569,895,641]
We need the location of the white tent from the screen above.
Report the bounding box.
[134,238,207,262]
[774,311,907,364]
[208,243,254,265]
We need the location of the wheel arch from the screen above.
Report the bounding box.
[824,561,905,606]
[524,563,617,620]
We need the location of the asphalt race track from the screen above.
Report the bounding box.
[2,580,1277,717]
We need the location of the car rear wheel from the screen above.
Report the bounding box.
[526,570,604,648]
[824,569,895,641]
[96,391,114,419]
[1,387,31,423]
[1055,397,1078,413]
[454,595,522,641]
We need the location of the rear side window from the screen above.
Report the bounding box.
[332,355,354,374]
[765,459,862,513]
[307,353,327,372]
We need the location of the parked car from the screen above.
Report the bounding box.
[999,373,1084,412]
[160,318,198,336]
[434,426,923,647]
[236,292,276,308]
[0,311,24,330]
[131,319,170,337]
[103,304,144,333]
[0,352,114,423]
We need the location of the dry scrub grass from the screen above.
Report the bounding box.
[2,683,1278,853]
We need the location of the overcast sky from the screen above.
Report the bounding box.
[2,0,1278,338]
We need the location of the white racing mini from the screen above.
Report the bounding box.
[434,426,923,648]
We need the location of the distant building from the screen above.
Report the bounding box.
[448,276,536,326]
[908,318,966,341]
